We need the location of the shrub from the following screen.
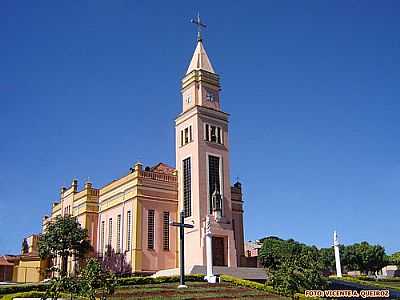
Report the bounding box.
[1,291,70,300]
[220,274,276,294]
[220,275,322,300]
[0,283,48,296]
[116,274,204,286]
[79,258,117,300]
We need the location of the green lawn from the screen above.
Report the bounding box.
[108,282,288,300]
[381,281,400,288]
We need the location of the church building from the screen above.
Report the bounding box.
[42,32,247,275]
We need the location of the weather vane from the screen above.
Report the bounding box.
[190,13,206,41]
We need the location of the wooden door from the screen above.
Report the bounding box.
[212,237,226,266]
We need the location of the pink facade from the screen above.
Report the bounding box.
[175,39,245,270]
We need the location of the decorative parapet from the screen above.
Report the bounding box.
[138,169,177,183]
[52,202,61,213]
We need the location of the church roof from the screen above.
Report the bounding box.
[0,256,14,266]
[150,163,176,175]
[186,40,215,75]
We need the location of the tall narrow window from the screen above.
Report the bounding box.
[126,210,131,251]
[184,127,189,144]
[116,214,121,253]
[100,221,105,255]
[204,123,223,145]
[210,126,217,142]
[181,126,193,146]
[180,130,184,147]
[183,157,192,217]
[208,155,220,213]
[163,211,170,251]
[108,218,113,248]
[217,127,222,144]
[147,210,155,250]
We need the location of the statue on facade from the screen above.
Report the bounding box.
[211,184,222,221]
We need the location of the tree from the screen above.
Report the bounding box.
[80,258,116,300]
[38,215,89,276]
[44,275,79,300]
[21,238,29,254]
[319,247,335,275]
[342,242,387,274]
[100,245,132,275]
[259,237,326,297]
[388,252,400,266]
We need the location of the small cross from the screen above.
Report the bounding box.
[190,13,206,41]
[170,210,194,288]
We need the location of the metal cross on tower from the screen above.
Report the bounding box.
[190,13,206,41]
[170,210,194,288]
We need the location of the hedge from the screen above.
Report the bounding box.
[1,291,71,300]
[220,274,276,294]
[220,275,321,300]
[116,274,205,286]
[0,283,48,296]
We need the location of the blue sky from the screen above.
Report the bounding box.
[0,1,399,255]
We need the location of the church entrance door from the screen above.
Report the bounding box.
[212,237,226,266]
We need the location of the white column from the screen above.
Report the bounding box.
[206,234,213,277]
[205,215,216,283]
[334,231,342,277]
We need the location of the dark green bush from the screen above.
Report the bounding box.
[116,274,204,286]
[1,291,71,300]
[220,274,276,294]
[220,275,322,300]
[0,283,48,296]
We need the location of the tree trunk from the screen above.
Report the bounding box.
[61,255,68,276]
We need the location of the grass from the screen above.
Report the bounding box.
[381,281,400,288]
[334,276,400,292]
[108,282,287,299]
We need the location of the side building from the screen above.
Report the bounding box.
[42,162,179,274]
[42,179,100,274]
[97,162,178,273]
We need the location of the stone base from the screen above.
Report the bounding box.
[205,275,217,283]
[153,265,266,280]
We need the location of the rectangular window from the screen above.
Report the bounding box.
[208,155,220,213]
[127,211,131,251]
[205,123,223,145]
[163,211,170,250]
[108,218,113,248]
[205,124,209,141]
[183,157,192,217]
[210,126,217,142]
[116,214,121,253]
[148,210,155,250]
[180,130,184,147]
[181,125,193,146]
[100,221,105,255]
[184,127,189,144]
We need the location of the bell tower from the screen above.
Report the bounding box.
[175,20,239,269]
